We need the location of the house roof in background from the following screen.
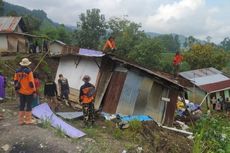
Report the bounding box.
[179,67,230,93]
[179,67,222,79]
[179,67,228,86]
[51,40,66,46]
[191,74,229,86]
[0,16,22,32]
[200,79,230,93]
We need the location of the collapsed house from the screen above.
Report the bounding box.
[179,67,230,105]
[50,45,186,126]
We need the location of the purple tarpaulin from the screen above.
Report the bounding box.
[79,48,105,57]
[32,103,85,138]
[0,75,5,98]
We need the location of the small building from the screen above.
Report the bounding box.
[0,16,28,53]
[49,40,80,56]
[179,67,230,106]
[51,48,186,126]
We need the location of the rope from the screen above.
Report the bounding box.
[33,51,50,73]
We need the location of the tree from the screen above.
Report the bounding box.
[220,37,230,51]
[0,0,3,16]
[184,36,198,49]
[128,38,162,69]
[107,17,146,56]
[184,44,228,70]
[153,34,180,52]
[23,15,42,33]
[75,9,107,49]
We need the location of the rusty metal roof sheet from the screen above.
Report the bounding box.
[0,16,22,32]
[110,56,185,89]
[199,79,230,93]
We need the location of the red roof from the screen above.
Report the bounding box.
[199,79,230,93]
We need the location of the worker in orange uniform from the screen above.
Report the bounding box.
[173,51,183,78]
[79,75,96,127]
[14,58,36,125]
[103,36,116,53]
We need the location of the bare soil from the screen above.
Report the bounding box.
[0,98,193,153]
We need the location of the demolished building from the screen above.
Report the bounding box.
[50,45,186,126]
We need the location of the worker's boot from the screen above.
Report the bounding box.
[25,111,34,125]
[18,111,25,125]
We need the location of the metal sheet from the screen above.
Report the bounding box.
[94,72,112,109]
[179,67,223,80]
[0,17,21,32]
[164,90,179,126]
[56,112,83,119]
[133,77,153,115]
[32,103,85,138]
[79,48,104,57]
[193,74,229,86]
[102,71,127,113]
[144,82,164,123]
[116,71,142,115]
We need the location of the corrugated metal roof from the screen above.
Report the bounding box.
[179,67,230,86]
[110,56,185,89]
[199,79,230,93]
[0,16,22,32]
[191,74,229,86]
[179,67,222,80]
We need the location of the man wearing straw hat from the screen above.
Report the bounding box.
[14,58,36,125]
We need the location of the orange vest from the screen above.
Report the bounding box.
[80,87,95,104]
[103,39,116,51]
[14,69,35,95]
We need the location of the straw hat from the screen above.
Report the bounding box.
[82,75,91,82]
[19,58,31,66]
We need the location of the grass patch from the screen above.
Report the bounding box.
[55,125,66,138]
[40,117,51,129]
[112,128,123,139]
[84,128,99,138]
[193,113,230,153]
[129,120,142,132]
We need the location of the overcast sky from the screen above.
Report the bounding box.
[6,0,230,43]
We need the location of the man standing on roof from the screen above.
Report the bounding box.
[79,75,96,127]
[103,36,116,53]
[58,74,71,107]
[14,58,36,125]
[173,51,183,78]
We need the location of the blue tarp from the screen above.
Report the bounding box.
[120,115,153,122]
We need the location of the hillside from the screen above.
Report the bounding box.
[2,1,73,31]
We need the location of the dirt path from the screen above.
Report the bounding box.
[0,98,193,153]
[0,102,94,153]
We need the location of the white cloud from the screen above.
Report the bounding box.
[5,0,230,43]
